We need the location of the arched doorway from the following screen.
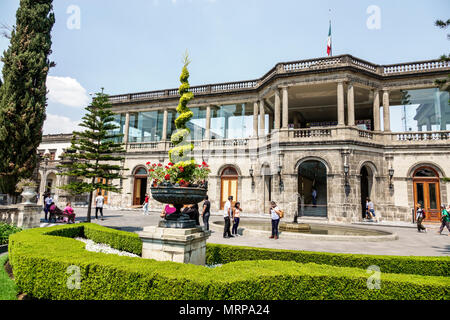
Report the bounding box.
[413,167,441,222]
[220,167,238,210]
[133,167,148,206]
[360,165,374,218]
[46,172,57,197]
[298,160,327,217]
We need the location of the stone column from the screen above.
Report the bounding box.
[205,105,211,140]
[274,89,281,130]
[373,90,380,131]
[347,82,355,126]
[383,90,391,132]
[281,86,289,129]
[259,99,266,136]
[161,108,168,141]
[253,101,259,137]
[123,112,130,144]
[337,81,345,126]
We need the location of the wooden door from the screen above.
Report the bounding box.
[220,177,238,210]
[96,178,108,204]
[413,181,441,222]
[133,177,147,206]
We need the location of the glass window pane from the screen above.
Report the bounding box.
[128,111,161,142]
[416,183,424,208]
[389,88,449,132]
[110,113,125,143]
[210,103,254,139]
[429,184,437,209]
[414,168,437,177]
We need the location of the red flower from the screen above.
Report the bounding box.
[198,165,202,168]
[158,163,162,167]
[165,166,169,169]
[168,162,174,166]
[164,174,170,180]
[146,162,151,166]
[149,169,154,172]
[179,167,184,172]
[152,164,157,167]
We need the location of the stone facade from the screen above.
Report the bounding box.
[35,55,450,224]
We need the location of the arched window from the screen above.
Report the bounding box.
[135,167,147,176]
[221,167,238,177]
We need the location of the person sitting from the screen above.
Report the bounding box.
[63,202,76,224]
[48,202,64,222]
[161,204,177,219]
[182,204,200,226]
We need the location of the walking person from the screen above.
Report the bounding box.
[367,198,377,222]
[142,193,149,215]
[223,196,233,238]
[95,192,105,221]
[437,205,450,236]
[232,202,242,236]
[44,193,53,222]
[416,203,427,233]
[269,201,282,240]
[202,196,211,231]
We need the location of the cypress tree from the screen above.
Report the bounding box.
[58,90,127,222]
[0,0,55,195]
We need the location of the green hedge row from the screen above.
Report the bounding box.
[0,223,22,245]
[8,224,449,300]
[206,244,450,277]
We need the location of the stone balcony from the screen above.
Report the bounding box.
[124,127,450,153]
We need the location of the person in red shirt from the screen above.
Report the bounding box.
[142,193,150,215]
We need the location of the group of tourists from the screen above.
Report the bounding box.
[416,203,450,235]
[42,192,76,223]
[222,196,242,238]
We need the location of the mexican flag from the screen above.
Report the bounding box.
[327,21,332,56]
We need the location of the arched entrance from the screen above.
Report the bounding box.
[413,167,441,222]
[46,172,57,196]
[298,160,327,217]
[360,165,374,218]
[133,167,148,206]
[220,167,238,210]
[262,164,272,214]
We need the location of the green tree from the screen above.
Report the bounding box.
[435,19,450,88]
[0,0,55,196]
[58,90,127,222]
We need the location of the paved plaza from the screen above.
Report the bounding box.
[37,207,450,257]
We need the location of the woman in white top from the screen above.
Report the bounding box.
[232,202,242,236]
[270,201,282,239]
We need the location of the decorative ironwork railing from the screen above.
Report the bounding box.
[108,55,450,104]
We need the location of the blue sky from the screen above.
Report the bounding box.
[0,0,449,134]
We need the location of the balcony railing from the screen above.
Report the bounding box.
[123,128,450,152]
[108,55,450,104]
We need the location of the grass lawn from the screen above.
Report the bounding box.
[0,254,18,300]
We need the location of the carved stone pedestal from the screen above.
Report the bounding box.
[138,226,211,266]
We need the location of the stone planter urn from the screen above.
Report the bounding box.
[151,186,208,229]
[20,186,37,205]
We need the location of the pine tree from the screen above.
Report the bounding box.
[0,0,55,195]
[58,90,127,222]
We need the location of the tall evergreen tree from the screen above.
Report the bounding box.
[0,0,55,195]
[58,90,126,222]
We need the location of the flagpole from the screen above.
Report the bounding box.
[329,9,332,57]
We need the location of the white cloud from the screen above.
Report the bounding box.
[46,76,90,108]
[43,114,82,135]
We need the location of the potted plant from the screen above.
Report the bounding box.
[148,53,211,227]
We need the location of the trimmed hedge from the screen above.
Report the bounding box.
[0,223,22,245]
[206,244,450,278]
[8,224,450,300]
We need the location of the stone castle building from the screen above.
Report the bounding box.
[36,54,450,223]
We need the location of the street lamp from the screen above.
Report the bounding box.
[249,168,255,188]
[389,167,395,189]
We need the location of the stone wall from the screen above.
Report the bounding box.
[0,204,41,229]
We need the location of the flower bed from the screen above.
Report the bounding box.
[8,224,450,300]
